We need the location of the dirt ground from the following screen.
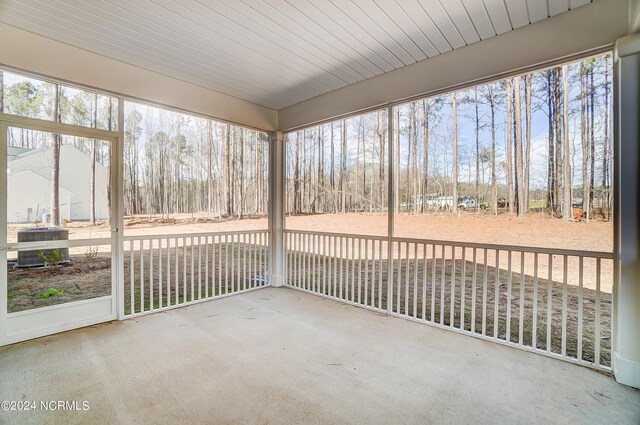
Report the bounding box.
[286,212,613,252]
[8,211,612,251]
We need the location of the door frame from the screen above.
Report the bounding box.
[0,112,123,345]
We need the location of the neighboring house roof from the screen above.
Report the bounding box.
[7,146,31,160]
[8,144,107,177]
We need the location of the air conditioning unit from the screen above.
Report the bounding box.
[17,227,70,267]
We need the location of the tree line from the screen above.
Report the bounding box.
[1,71,269,225]
[124,104,269,219]
[286,53,613,221]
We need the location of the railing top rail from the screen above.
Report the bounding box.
[285,229,386,241]
[284,229,614,259]
[123,229,269,241]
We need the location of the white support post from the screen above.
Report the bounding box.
[269,131,285,287]
[613,32,640,389]
[115,97,125,320]
[387,105,394,315]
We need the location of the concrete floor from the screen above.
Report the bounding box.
[1,287,638,425]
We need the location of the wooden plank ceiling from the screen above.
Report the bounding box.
[0,0,594,109]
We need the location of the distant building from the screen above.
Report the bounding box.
[7,145,108,223]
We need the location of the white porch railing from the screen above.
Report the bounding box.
[123,230,269,318]
[284,229,614,372]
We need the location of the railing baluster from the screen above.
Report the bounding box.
[331,236,338,298]
[175,238,179,305]
[206,236,211,297]
[506,250,512,341]
[519,251,525,345]
[413,243,418,318]
[359,238,364,305]
[578,256,584,361]
[302,233,307,290]
[183,237,187,302]
[188,237,193,301]
[421,243,427,321]
[351,237,356,302]
[471,247,477,333]
[364,239,370,306]
[217,236,222,295]
[450,245,456,328]
[532,253,538,349]
[140,239,145,313]
[440,244,445,326]
[338,237,346,299]
[315,234,319,293]
[405,242,410,316]
[323,234,328,295]
[224,234,229,294]
[431,244,436,323]
[294,233,299,288]
[129,241,134,314]
[149,239,154,311]
[198,236,203,299]
[378,240,383,310]
[547,254,553,352]
[370,240,376,307]
[460,246,466,330]
[494,250,500,339]
[562,255,568,357]
[482,249,488,336]
[159,238,163,309]
[595,258,601,366]
[397,242,402,315]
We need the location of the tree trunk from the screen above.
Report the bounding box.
[318,125,325,213]
[589,65,595,221]
[51,84,61,225]
[411,103,418,214]
[506,80,514,214]
[452,93,458,214]
[90,94,98,224]
[524,75,532,211]
[395,107,400,214]
[340,120,347,213]
[561,65,572,221]
[554,68,564,218]
[294,131,300,214]
[546,71,556,212]
[489,86,498,215]
[580,63,590,223]
[603,55,612,218]
[474,88,480,212]
[422,99,430,214]
[513,77,525,218]
[238,129,245,219]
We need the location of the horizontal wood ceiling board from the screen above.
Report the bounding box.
[0,0,593,109]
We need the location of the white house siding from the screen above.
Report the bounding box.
[7,170,72,223]
[8,145,108,223]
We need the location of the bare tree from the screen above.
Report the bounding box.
[506,79,514,213]
[553,67,564,218]
[51,84,62,225]
[452,93,458,214]
[580,62,591,222]
[524,75,532,210]
[513,77,526,218]
[487,85,498,215]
